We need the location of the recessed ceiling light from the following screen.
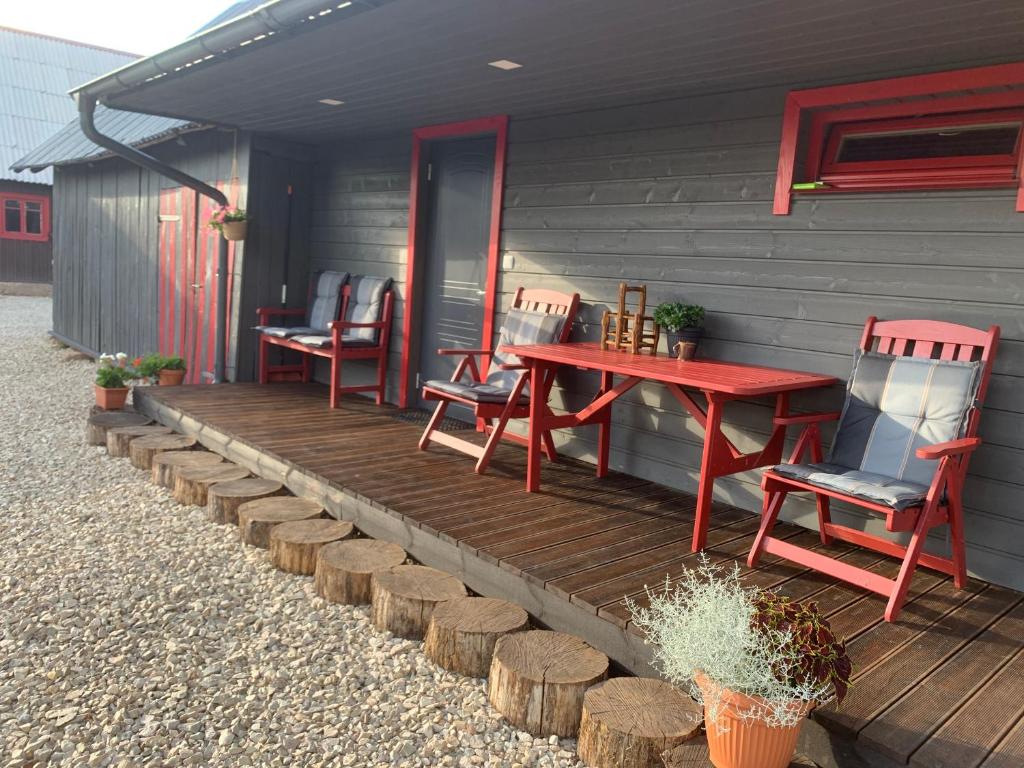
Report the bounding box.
[318,98,345,106]
[488,59,523,71]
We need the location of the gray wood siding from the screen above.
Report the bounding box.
[310,87,1024,590]
[51,131,251,378]
[308,137,410,399]
[0,181,52,283]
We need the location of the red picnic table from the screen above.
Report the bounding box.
[502,342,839,551]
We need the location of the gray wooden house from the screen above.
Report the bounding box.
[15,0,1024,595]
[0,26,137,284]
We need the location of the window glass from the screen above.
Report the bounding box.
[836,123,1020,164]
[24,201,41,234]
[4,200,21,233]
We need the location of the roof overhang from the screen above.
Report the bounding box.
[77,0,1024,143]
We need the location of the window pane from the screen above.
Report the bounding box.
[4,200,20,233]
[25,202,41,234]
[836,123,1021,164]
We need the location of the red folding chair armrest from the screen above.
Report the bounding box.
[916,437,981,460]
[497,363,530,371]
[329,319,387,330]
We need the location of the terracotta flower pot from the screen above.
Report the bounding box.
[158,368,186,386]
[221,220,247,241]
[695,673,811,768]
[95,384,129,410]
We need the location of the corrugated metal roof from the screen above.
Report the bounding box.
[193,0,270,35]
[12,105,199,172]
[0,27,139,184]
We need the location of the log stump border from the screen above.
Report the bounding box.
[237,496,326,549]
[371,565,467,640]
[424,597,529,678]
[314,538,407,605]
[269,518,355,575]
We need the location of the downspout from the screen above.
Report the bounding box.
[78,93,231,383]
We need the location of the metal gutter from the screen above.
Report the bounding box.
[78,93,231,383]
[72,0,384,104]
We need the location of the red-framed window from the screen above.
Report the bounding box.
[772,62,1024,214]
[0,193,50,241]
[817,110,1024,191]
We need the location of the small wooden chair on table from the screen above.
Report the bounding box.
[418,288,580,474]
[748,317,1000,621]
[257,274,394,407]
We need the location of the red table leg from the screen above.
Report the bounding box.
[692,395,724,552]
[525,359,546,492]
[597,370,613,478]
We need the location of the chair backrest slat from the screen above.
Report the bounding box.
[912,340,935,358]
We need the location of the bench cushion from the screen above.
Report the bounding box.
[344,276,392,342]
[290,334,377,349]
[307,270,349,332]
[424,379,528,405]
[772,462,931,510]
[255,325,320,338]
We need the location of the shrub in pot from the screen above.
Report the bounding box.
[157,355,187,386]
[653,302,705,360]
[629,557,852,768]
[94,356,135,410]
[208,205,248,241]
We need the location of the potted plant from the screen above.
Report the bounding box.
[158,355,187,386]
[629,557,852,768]
[94,354,136,410]
[208,205,248,241]
[653,302,705,361]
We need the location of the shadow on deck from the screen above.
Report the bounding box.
[135,383,1024,768]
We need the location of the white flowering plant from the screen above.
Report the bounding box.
[627,556,852,729]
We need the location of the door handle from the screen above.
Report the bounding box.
[191,283,202,289]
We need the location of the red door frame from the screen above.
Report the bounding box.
[398,115,509,408]
[773,61,1024,214]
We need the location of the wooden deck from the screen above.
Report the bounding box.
[136,383,1024,768]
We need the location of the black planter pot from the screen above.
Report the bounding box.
[665,327,703,359]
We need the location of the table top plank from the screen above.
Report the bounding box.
[504,342,839,396]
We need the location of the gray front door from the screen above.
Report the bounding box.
[417,135,496,416]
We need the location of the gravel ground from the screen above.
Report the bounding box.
[0,296,585,768]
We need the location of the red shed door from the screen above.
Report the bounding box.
[157,183,237,384]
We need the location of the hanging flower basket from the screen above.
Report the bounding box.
[221,220,248,241]
[208,205,248,241]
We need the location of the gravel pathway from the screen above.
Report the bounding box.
[0,296,585,768]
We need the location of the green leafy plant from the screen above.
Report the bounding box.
[628,556,852,729]
[160,355,187,371]
[208,205,247,232]
[96,365,133,389]
[653,302,705,332]
[136,353,167,379]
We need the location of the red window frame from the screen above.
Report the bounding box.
[772,62,1024,214]
[0,193,50,242]
[818,110,1024,190]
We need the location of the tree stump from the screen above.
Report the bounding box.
[371,565,467,640]
[106,425,172,458]
[424,597,530,678]
[238,496,325,548]
[269,519,355,574]
[151,450,224,488]
[128,433,197,470]
[578,677,702,768]
[207,478,285,524]
[313,539,406,605]
[488,630,609,738]
[173,464,250,506]
[86,411,150,446]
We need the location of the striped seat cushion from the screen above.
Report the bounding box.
[424,380,528,404]
[291,333,377,349]
[775,350,981,510]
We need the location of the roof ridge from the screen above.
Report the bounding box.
[0,25,140,58]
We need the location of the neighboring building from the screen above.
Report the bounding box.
[0,26,137,283]
[13,0,1024,591]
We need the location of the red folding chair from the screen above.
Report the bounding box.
[418,287,580,475]
[748,317,999,621]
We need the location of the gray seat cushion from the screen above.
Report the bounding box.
[424,379,528,405]
[290,333,377,349]
[344,276,392,342]
[773,462,931,510]
[485,308,567,391]
[254,325,320,338]
[774,350,981,510]
[307,270,349,332]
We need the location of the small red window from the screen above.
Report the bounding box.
[818,110,1024,190]
[0,194,49,242]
